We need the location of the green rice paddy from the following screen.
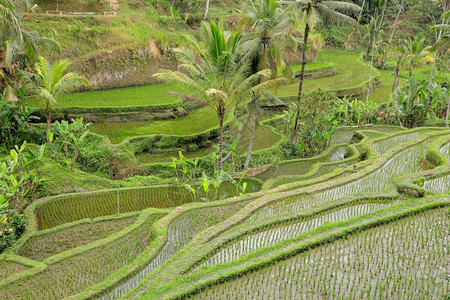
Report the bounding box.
[24,82,185,108]
[90,106,224,143]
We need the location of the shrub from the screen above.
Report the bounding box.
[11,214,27,238]
[0,228,15,253]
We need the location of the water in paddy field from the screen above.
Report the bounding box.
[372,131,422,155]
[248,138,431,222]
[424,141,450,193]
[328,146,347,161]
[99,135,444,299]
[194,201,401,270]
[441,142,450,158]
[190,209,449,299]
[424,175,450,193]
[99,200,251,299]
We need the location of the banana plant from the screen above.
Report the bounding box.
[69,118,91,171]
[224,139,242,173]
[0,141,46,213]
[53,119,71,161]
[53,118,91,170]
[395,79,427,127]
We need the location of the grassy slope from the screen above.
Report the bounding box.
[38,158,122,196]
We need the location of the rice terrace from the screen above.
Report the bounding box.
[0,0,449,299]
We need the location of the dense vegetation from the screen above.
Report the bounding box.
[0,0,449,299]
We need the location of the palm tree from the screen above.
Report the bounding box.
[239,0,297,168]
[153,21,283,171]
[241,0,297,79]
[20,57,88,143]
[428,9,449,89]
[391,43,406,125]
[391,45,406,92]
[403,37,430,79]
[280,0,360,141]
[0,0,59,96]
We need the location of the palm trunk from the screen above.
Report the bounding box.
[366,36,376,103]
[364,42,371,61]
[379,0,388,26]
[408,63,413,79]
[46,105,51,144]
[290,23,310,142]
[358,0,366,23]
[392,54,403,93]
[428,19,445,90]
[388,0,406,44]
[203,0,210,20]
[380,53,387,69]
[393,53,404,126]
[244,112,256,169]
[446,95,450,128]
[222,111,251,163]
[217,113,224,172]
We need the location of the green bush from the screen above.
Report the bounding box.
[11,214,27,238]
[0,228,15,253]
[78,134,113,177]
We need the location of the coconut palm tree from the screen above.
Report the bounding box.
[238,0,297,168]
[20,57,88,143]
[0,0,59,96]
[404,37,430,79]
[153,21,283,171]
[280,0,360,141]
[241,0,297,79]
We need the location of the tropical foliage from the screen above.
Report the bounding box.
[153,21,283,171]
[20,57,88,143]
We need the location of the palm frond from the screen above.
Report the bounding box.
[318,4,357,23]
[321,1,360,13]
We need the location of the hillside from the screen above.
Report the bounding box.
[23,0,445,89]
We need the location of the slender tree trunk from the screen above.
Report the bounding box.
[364,42,372,61]
[392,54,403,93]
[408,62,413,79]
[380,52,388,69]
[379,0,389,25]
[428,20,445,90]
[358,0,366,23]
[217,113,224,172]
[446,95,450,128]
[203,0,210,20]
[244,112,256,169]
[393,53,404,126]
[388,0,406,44]
[290,23,309,142]
[366,35,376,103]
[222,110,251,163]
[46,105,51,143]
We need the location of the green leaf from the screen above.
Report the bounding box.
[202,177,210,193]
